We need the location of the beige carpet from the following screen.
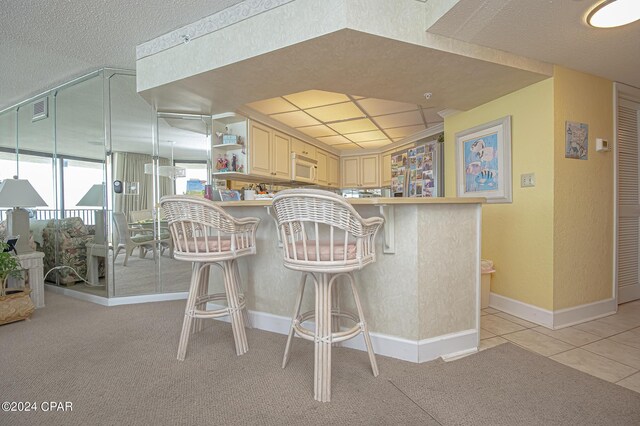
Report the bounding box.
[2,292,640,425]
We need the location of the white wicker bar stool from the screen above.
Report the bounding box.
[161,196,260,360]
[271,189,384,402]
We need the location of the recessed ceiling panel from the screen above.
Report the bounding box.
[270,110,320,128]
[305,102,365,123]
[357,98,418,116]
[284,90,350,109]
[329,118,377,134]
[316,134,352,145]
[345,130,388,142]
[296,124,337,138]
[247,97,297,115]
[373,110,424,129]
[385,125,426,139]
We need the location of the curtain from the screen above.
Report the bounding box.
[113,152,175,220]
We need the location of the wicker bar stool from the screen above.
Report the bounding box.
[161,196,260,360]
[271,189,384,402]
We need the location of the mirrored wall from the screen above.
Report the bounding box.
[0,69,212,300]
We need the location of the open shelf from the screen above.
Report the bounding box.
[212,143,244,150]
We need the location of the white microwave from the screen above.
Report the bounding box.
[291,153,317,183]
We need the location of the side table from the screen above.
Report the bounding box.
[17,251,45,309]
[86,242,109,285]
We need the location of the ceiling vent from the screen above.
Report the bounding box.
[32,97,48,122]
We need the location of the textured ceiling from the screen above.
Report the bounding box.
[427,0,640,88]
[0,0,244,111]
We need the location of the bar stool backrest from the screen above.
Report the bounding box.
[161,196,259,261]
[271,189,383,272]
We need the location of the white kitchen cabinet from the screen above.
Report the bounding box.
[272,130,292,180]
[291,138,317,160]
[341,154,379,188]
[249,121,291,180]
[327,154,339,188]
[249,121,272,178]
[316,150,328,186]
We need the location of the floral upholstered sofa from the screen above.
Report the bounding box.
[0,216,105,285]
[41,217,105,285]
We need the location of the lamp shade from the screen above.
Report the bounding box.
[0,178,47,208]
[77,184,105,207]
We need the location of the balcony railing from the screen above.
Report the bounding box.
[0,208,100,225]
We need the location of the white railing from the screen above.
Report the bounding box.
[0,208,100,225]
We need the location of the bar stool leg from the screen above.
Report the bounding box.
[177,262,202,361]
[346,272,378,377]
[194,264,210,333]
[232,259,251,329]
[282,273,308,368]
[314,272,333,402]
[223,260,248,356]
[331,279,341,347]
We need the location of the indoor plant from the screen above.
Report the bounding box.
[0,242,35,325]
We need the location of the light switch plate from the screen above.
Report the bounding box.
[521,173,535,188]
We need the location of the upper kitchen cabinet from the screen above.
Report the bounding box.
[249,120,271,178]
[291,137,317,160]
[316,150,328,185]
[341,154,379,188]
[248,120,290,180]
[327,153,339,188]
[272,130,292,180]
[315,150,339,187]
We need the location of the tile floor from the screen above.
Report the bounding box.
[479,299,640,393]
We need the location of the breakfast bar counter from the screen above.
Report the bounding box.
[216,197,483,362]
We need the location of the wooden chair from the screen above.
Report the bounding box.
[161,195,260,360]
[271,188,384,402]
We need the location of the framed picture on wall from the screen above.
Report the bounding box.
[455,116,512,203]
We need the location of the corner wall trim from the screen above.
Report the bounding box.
[489,292,617,330]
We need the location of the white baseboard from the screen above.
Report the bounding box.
[489,292,617,330]
[489,292,553,328]
[45,284,188,307]
[208,302,478,363]
[553,298,617,329]
[46,284,111,306]
[418,329,479,363]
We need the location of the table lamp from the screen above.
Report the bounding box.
[0,177,48,254]
[77,183,106,244]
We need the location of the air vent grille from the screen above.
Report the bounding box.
[32,97,48,122]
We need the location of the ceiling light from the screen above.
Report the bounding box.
[587,0,640,28]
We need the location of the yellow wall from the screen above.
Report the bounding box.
[553,67,614,309]
[445,79,555,310]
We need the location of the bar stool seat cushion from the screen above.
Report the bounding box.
[288,240,357,261]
